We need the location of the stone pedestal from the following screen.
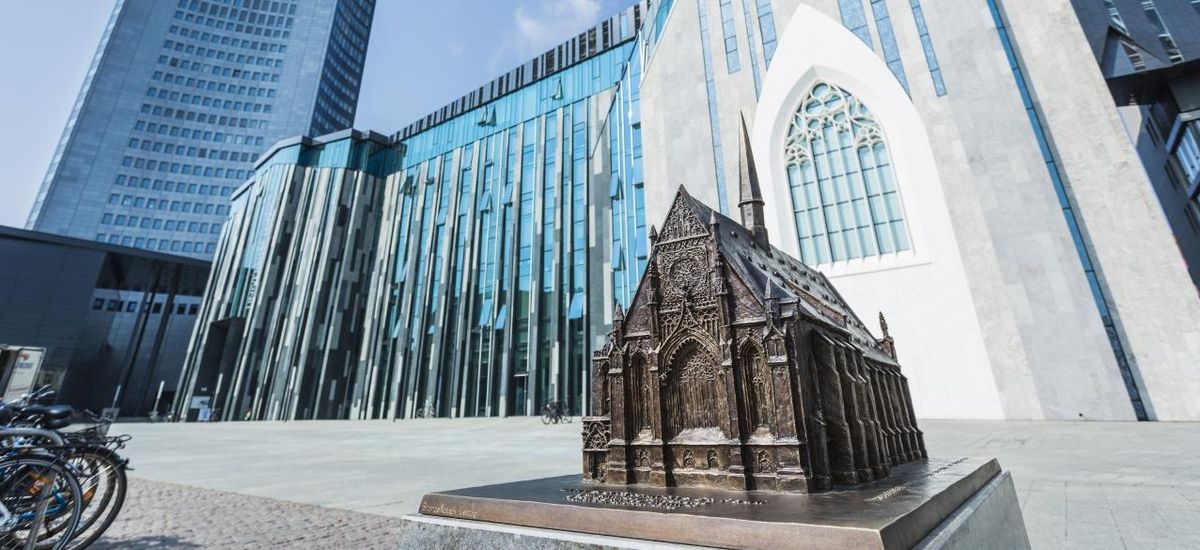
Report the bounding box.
[403,457,1029,550]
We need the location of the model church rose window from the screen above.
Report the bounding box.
[784,81,911,264]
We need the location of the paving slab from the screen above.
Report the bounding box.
[93,477,404,549]
[104,418,1200,549]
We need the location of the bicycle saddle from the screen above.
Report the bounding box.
[22,404,74,420]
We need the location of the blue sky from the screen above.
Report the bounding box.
[0,0,635,228]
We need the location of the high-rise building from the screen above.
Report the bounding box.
[180,0,1200,422]
[25,0,375,259]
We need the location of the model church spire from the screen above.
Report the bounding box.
[737,114,769,248]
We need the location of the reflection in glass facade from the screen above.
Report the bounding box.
[784,82,910,264]
[181,4,649,420]
[179,130,402,421]
[26,0,374,259]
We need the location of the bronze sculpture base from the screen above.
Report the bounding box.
[412,457,1029,549]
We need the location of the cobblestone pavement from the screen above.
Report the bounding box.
[107,418,1200,549]
[91,477,404,549]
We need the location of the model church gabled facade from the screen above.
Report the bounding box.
[582,120,926,493]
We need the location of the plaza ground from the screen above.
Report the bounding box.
[94,418,1200,549]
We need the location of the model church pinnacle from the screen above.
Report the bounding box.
[737,113,769,248]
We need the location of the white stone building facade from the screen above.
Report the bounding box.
[637,0,1200,420]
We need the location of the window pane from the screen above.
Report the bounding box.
[784,81,911,263]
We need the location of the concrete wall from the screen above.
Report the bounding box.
[639,0,1196,419]
[1001,0,1200,420]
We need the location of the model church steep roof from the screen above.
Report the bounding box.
[642,116,896,363]
[582,119,924,493]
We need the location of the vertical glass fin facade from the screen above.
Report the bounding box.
[383,29,642,419]
[178,130,401,421]
[182,4,649,421]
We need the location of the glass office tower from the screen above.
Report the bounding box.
[26,0,374,259]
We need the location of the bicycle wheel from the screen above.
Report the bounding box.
[59,447,127,549]
[541,411,552,425]
[564,414,573,424]
[0,455,84,550]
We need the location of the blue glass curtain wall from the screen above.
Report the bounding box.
[376,37,648,419]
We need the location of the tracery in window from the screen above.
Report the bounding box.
[784,82,910,264]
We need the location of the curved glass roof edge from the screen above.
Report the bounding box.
[252,129,401,178]
[394,2,648,140]
[399,41,639,168]
[397,1,666,169]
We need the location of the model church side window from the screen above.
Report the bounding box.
[784,82,911,264]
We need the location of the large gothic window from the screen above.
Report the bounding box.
[784,82,911,264]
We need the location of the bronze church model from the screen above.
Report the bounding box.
[582,119,926,493]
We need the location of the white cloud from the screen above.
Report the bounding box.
[488,0,611,74]
[513,0,604,57]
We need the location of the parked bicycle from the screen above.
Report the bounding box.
[541,400,572,425]
[413,403,435,419]
[0,386,131,549]
[146,411,176,423]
